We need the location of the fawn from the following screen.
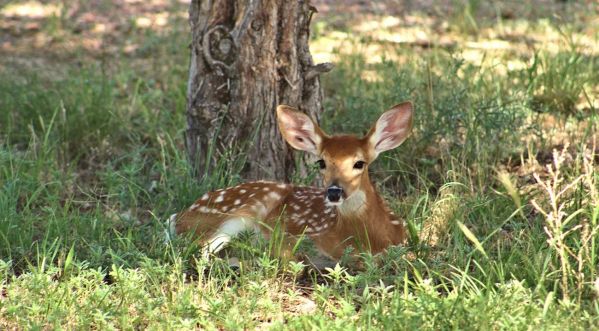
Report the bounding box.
[166,101,414,260]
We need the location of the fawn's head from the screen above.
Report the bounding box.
[277,102,413,209]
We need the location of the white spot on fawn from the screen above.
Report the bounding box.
[215,195,224,203]
[234,199,241,205]
[251,203,268,217]
[240,189,247,194]
[268,192,281,200]
[201,193,209,201]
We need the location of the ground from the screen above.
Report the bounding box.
[0,0,598,329]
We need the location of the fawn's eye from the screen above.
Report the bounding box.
[316,159,326,169]
[353,161,366,169]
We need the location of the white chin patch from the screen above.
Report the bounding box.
[325,198,344,206]
[337,190,366,216]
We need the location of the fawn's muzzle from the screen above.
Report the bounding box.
[326,185,343,202]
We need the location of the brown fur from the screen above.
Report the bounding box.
[174,181,405,260]
[171,102,413,260]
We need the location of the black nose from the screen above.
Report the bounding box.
[326,185,343,202]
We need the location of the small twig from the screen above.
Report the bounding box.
[305,62,334,80]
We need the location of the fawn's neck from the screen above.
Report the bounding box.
[340,183,389,221]
[334,175,400,251]
[336,179,381,219]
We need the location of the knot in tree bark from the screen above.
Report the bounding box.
[218,38,232,55]
[251,19,263,31]
[202,25,237,76]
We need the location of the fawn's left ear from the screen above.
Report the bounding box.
[276,105,325,155]
[367,101,413,159]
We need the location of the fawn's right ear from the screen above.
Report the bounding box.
[276,105,324,155]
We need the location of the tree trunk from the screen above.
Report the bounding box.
[186,0,331,182]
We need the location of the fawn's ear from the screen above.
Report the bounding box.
[277,105,324,155]
[367,101,413,159]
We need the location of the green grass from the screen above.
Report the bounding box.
[1,1,599,329]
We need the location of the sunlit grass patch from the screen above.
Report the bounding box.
[0,1,61,19]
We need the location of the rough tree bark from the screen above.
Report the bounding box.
[186,0,332,182]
